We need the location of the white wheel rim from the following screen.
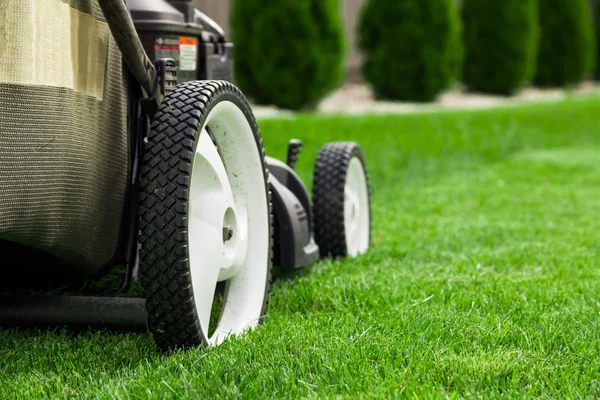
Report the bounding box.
[187,100,270,346]
[344,157,370,256]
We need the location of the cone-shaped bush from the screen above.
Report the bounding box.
[586,12,597,77]
[230,0,345,111]
[593,0,600,80]
[447,16,464,90]
[461,0,539,95]
[534,0,595,87]
[357,0,462,102]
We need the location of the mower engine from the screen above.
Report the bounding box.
[128,0,234,83]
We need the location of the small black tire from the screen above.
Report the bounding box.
[312,142,372,259]
[138,80,272,352]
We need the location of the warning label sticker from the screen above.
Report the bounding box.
[154,36,198,72]
[154,37,180,60]
[179,36,197,71]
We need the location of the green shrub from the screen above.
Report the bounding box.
[534,0,595,87]
[587,31,597,78]
[357,0,462,102]
[584,0,597,77]
[461,0,539,95]
[230,0,345,111]
[447,9,465,89]
[593,0,600,80]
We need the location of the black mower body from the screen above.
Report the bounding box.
[267,157,320,269]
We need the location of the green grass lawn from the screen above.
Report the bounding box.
[2,95,600,399]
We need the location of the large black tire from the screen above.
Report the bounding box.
[138,80,272,351]
[312,142,372,259]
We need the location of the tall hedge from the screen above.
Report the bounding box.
[447,8,464,90]
[461,0,539,95]
[534,0,595,87]
[230,0,345,111]
[587,19,597,77]
[585,0,597,77]
[357,0,462,102]
[595,0,600,79]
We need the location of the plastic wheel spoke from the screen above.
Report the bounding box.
[345,187,359,215]
[345,187,359,232]
[190,230,223,336]
[231,212,249,272]
[197,129,236,210]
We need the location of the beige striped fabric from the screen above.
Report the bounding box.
[0,0,131,274]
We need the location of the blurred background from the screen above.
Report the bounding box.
[190,0,600,116]
[195,0,368,81]
[194,0,600,85]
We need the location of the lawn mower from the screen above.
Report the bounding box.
[0,0,372,351]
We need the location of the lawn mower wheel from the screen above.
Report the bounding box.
[138,80,272,351]
[312,142,371,259]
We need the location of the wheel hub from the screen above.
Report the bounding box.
[222,225,234,242]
